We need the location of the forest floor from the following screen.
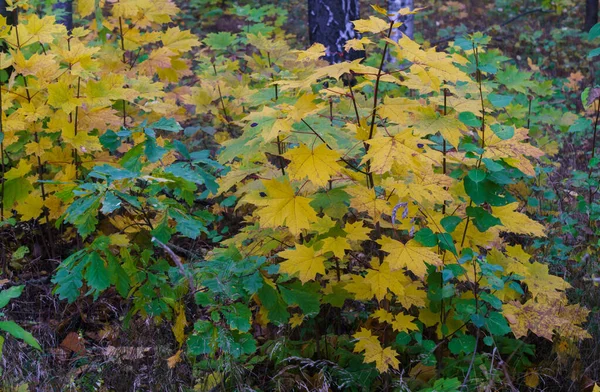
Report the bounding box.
[2,1,600,391]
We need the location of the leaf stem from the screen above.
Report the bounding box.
[301,118,367,175]
[364,22,395,189]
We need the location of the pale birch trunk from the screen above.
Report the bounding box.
[308,0,362,63]
[387,0,414,64]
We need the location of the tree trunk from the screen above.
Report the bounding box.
[0,0,7,19]
[54,0,73,32]
[389,0,414,41]
[586,0,599,32]
[386,0,414,65]
[308,0,362,63]
[0,0,16,25]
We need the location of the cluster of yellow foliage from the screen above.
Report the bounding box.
[1,0,198,226]
[193,7,591,374]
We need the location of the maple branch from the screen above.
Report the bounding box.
[0,80,3,220]
[73,77,81,180]
[300,118,367,175]
[430,8,549,47]
[461,328,480,389]
[364,21,395,189]
[442,88,448,215]
[461,44,487,249]
[348,83,361,124]
[152,236,195,293]
[276,135,286,176]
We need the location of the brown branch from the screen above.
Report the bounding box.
[152,237,195,293]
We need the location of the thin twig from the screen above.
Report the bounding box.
[461,328,480,389]
[431,8,549,46]
[152,237,195,293]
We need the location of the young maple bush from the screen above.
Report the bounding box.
[0,0,223,326]
[190,6,590,389]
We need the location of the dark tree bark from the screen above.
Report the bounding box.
[0,0,7,19]
[389,0,414,41]
[0,0,16,26]
[54,0,73,32]
[308,0,362,63]
[586,0,599,32]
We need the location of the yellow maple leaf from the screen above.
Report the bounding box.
[347,185,388,223]
[344,37,373,51]
[321,236,350,259]
[254,179,318,236]
[47,80,81,115]
[399,282,427,309]
[161,27,201,54]
[391,313,419,333]
[0,52,13,70]
[310,215,337,234]
[352,16,392,34]
[6,15,65,48]
[345,275,374,300]
[77,0,95,17]
[503,299,590,341]
[521,262,571,300]
[25,14,66,44]
[5,160,32,180]
[364,346,400,373]
[344,221,371,242]
[378,236,443,278]
[172,304,187,346]
[353,328,400,372]
[371,5,388,15]
[0,14,10,40]
[243,106,292,142]
[410,106,467,148]
[372,309,394,324]
[353,328,381,353]
[61,119,103,153]
[388,35,470,91]
[45,195,65,220]
[289,313,305,328]
[278,243,326,283]
[492,202,545,237]
[138,47,175,75]
[12,51,58,78]
[362,129,430,174]
[56,39,100,70]
[378,96,418,125]
[364,260,405,301]
[483,127,544,177]
[283,93,321,122]
[25,136,53,157]
[283,144,341,187]
[167,349,182,369]
[15,191,43,221]
[293,42,326,62]
[109,233,130,247]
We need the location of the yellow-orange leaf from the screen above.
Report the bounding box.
[378,236,443,278]
[254,179,318,235]
[364,261,405,301]
[352,16,392,34]
[344,221,371,242]
[283,144,341,187]
[321,236,350,259]
[279,243,326,283]
[391,313,418,333]
[492,202,546,237]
